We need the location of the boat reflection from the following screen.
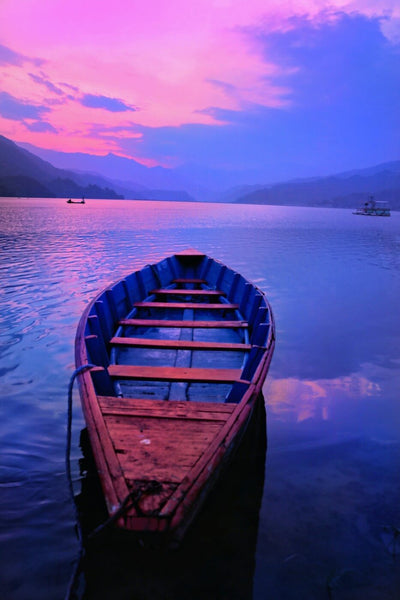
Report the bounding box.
[75,396,267,600]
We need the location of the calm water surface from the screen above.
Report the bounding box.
[0,198,399,599]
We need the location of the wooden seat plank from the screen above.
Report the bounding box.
[106,365,244,383]
[119,319,248,329]
[134,301,239,310]
[151,289,225,296]
[110,336,251,351]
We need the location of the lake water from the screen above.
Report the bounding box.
[0,197,399,599]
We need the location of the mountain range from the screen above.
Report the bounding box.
[237,164,400,209]
[0,136,195,201]
[0,135,399,209]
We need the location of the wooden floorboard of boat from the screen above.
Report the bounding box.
[110,336,251,351]
[134,301,239,310]
[106,414,224,483]
[107,365,244,383]
[98,396,236,420]
[119,319,248,328]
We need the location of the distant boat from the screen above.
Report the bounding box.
[353,196,390,216]
[74,249,275,544]
[67,197,85,204]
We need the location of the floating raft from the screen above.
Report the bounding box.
[75,249,275,542]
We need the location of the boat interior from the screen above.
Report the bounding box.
[80,251,273,405]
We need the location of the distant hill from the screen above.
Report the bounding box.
[0,135,196,201]
[17,141,199,202]
[0,135,124,199]
[3,137,196,201]
[0,175,53,198]
[2,134,399,208]
[18,141,269,201]
[234,164,400,210]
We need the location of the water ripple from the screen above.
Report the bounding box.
[0,197,399,600]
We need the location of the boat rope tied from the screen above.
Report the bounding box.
[65,363,95,600]
[126,479,164,517]
[87,480,164,541]
[66,364,96,521]
[65,366,164,600]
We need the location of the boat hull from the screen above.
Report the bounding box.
[353,209,390,216]
[75,249,275,542]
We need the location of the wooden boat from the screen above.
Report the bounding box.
[75,249,275,543]
[67,198,85,204]
[77,403,267,597]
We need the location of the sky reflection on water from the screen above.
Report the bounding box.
[0,198,399,599]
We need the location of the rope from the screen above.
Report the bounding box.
[86,480,163,541]
[65,363,95,600]
[64,365,164,600]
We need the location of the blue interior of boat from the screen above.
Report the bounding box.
[83,254,272,403]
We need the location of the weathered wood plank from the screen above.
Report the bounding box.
[106,415,223,482]
[110,336,251,351]
[98,396,235,420]
[102,406,233,421]
[75,307,130,516]
[108,425,222,452]
[120,460,187,484]
[107,365,244,383]
[169,405,253,530]
[151,289,225,296]
[99,396,235,413]
[134,301,239,310]
[119,319,248,328]
[160,386,256,519]
[108,414,222,443]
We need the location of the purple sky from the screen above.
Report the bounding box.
[0,0,399,179]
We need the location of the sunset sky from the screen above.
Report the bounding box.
[0,0,399,179]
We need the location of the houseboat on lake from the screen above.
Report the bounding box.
[353,196,390,217]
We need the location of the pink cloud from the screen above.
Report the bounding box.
[0,0,398,157]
